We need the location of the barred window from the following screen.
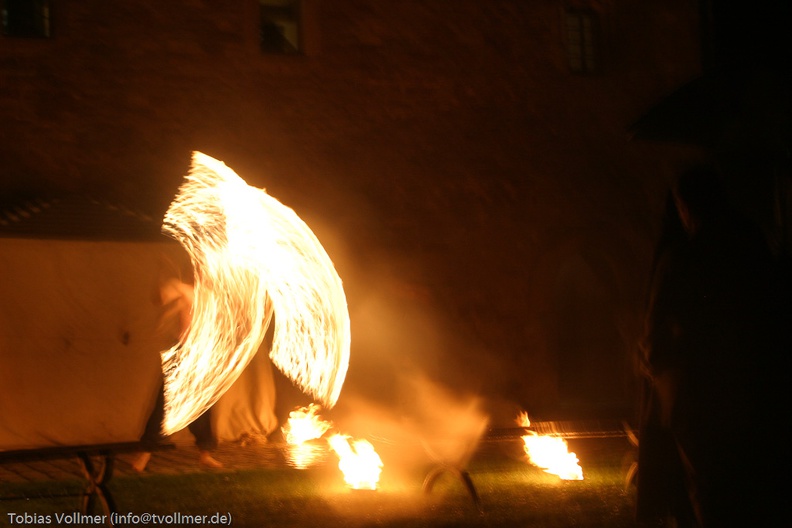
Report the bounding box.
[565,10,598,73]
[259,0,301,54]
[1,0,50,38]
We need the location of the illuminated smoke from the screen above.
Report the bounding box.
[159,151,350,434]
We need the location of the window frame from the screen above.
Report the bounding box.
[1,0,51,39]
[564,9,599,74]
[259,0,302,55]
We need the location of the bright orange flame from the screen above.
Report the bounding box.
[281,404,334,469]
[159,152,351,434]
[517,412,583,481]
[327,434,383,490]
[282,404,333,445]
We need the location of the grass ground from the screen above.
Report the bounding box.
[1,438,637,527]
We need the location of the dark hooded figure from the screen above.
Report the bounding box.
[640,166,784,527]
[636,190,695,526]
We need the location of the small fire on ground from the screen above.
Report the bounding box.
[282,405,384,490]
[327,434,383,491]
[282,403,332,445]
[281,404,331,469]
[518,412,583,481]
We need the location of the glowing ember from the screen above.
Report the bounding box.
[159,151,351,434]
[327,434,383,490]
[518,412,583,481]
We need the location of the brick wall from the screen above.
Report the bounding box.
[1,0,704,420]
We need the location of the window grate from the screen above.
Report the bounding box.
[565,9,598,74]
[1,0,51,38]
[259,0,301,54]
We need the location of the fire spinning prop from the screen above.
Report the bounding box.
[160,152,351,434]
[283,405,383,490]
[518,412,583,480]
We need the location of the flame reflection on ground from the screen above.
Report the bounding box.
[282,404,334,469]
[284,442,328,470]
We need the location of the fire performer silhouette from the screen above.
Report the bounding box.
[640,165,785,526]
[132,277,223,472]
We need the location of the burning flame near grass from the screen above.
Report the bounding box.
[327,434,384,490]
[283,405,384,489]
[282,403,332,444]
[159,151,351,434]
[282,404,332,469]
[518,412,583,481]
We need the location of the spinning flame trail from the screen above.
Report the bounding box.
[160,152,351,434]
